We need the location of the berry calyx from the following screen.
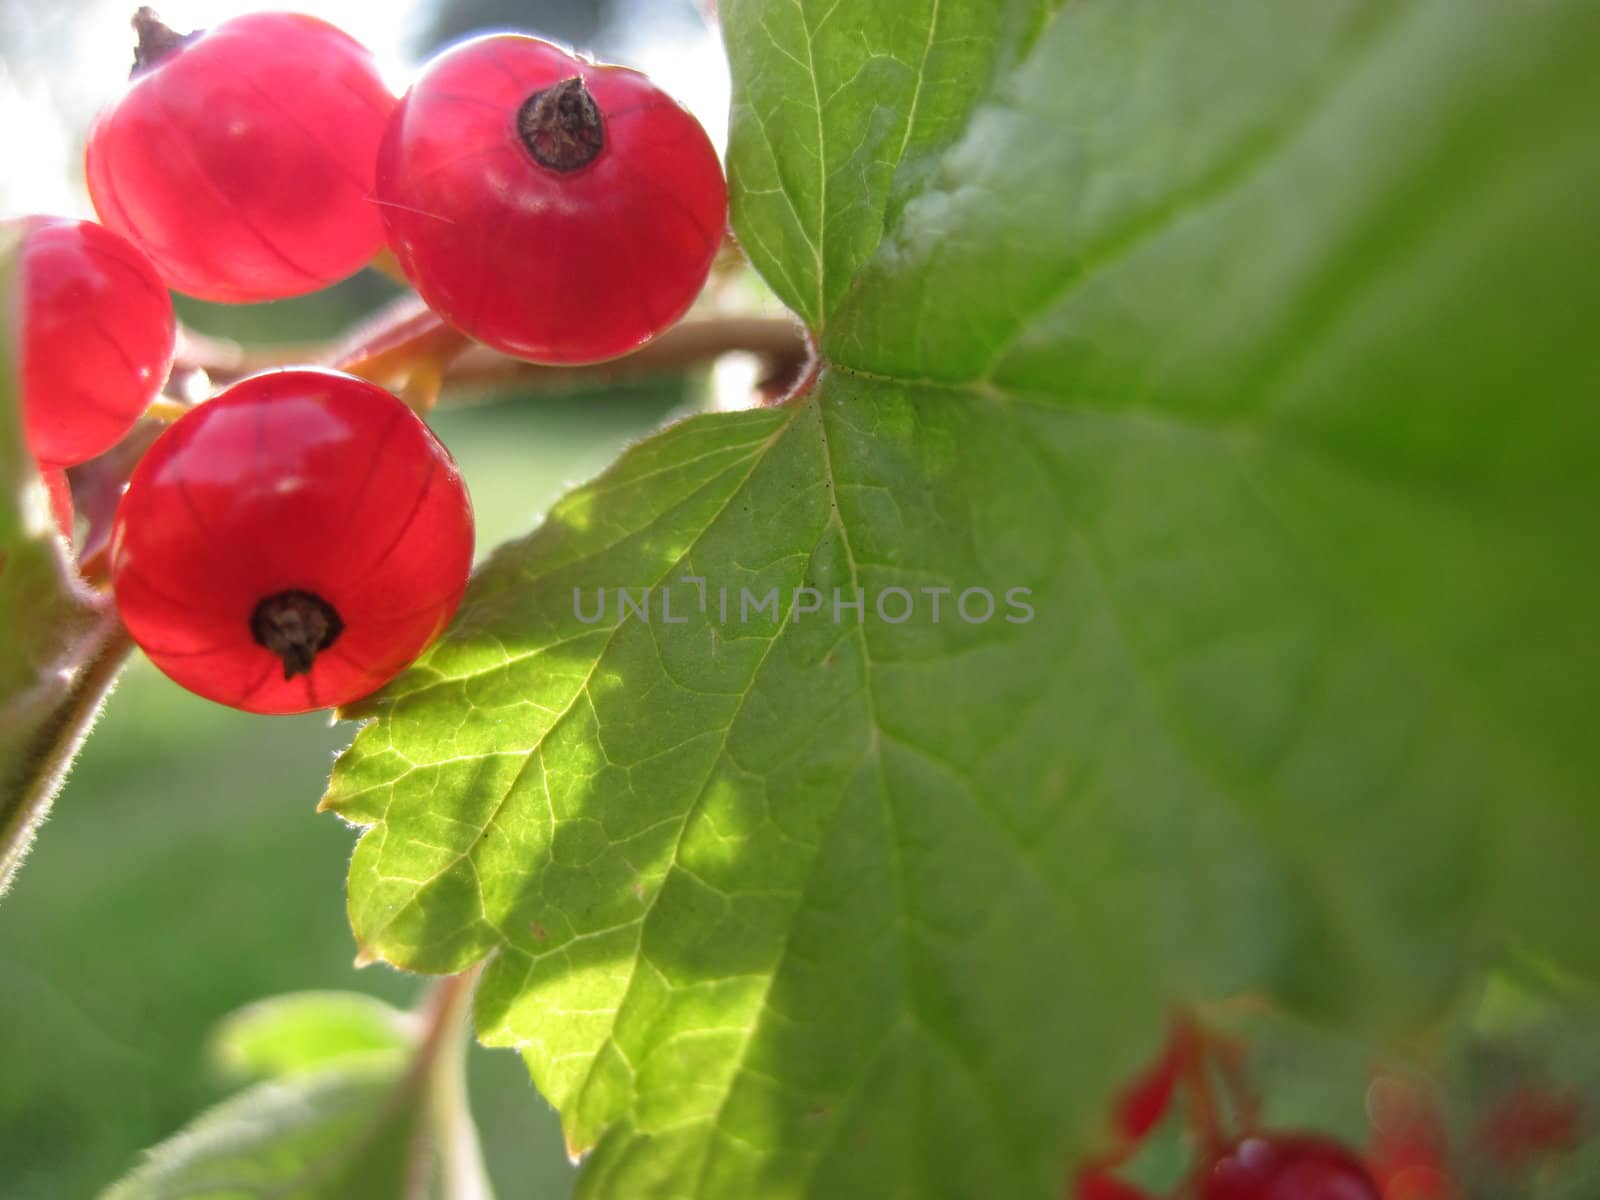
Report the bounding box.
[16,215,175,468]
[110,369,474,714]
[376,34,727,364]
[250,590,345,679]
[130,6,195,75]
[518,76,605,171]
[86,10,395,302]
[1200,1133,1381,1200]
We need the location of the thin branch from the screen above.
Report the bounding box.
[408,964,483,1079]
[441,314,808,399]
[0,613,133,895]
[174,300,809,407]
[401,964,494,1200]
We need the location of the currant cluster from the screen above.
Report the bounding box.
[1366,1069,1582,1198]
[13,8,727,714]
[1073,1020,1383,1200]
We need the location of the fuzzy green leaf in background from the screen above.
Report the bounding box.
[100,1060,429,1200]
[102,981,489,1200]
[208,991,414,1084]
[325,0,1600,1196]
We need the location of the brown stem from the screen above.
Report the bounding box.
[443,315,809,398]
[176,301,808,407]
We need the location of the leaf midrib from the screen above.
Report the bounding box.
[355,404,811,959]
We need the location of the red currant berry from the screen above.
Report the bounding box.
[375,35,727,364]
[16,216,174,468]
[1480,1083,1581,1168]
[110,369,473,714]
[1201,1134,1381,1200]
[1367,1073,1456,1199]
[86,9,394,302]
[1075,1167,1155,1200]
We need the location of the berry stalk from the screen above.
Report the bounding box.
[0,614,132,896]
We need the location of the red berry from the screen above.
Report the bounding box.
[375,34,726,364]
[1074,1167,1155,1200]
[1201,1134,1381,1200]
[1366,1073,1456,1199]
[1479,1083,1582,1167]
[86,10,394,302]
[16,216,174,468]
[110,369,473,714]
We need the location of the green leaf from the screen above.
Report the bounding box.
[99,1059,429,1200]
[0,227,128,898]
[327,0,1600,1195]
[105,977,490,1200]
[209,992,414,1084]
[723,0,1058,329]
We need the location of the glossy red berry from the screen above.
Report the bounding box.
[110,370,473,714]
[376,34,726,364]
[86,9,394,302]
[16,216,174,468]
[1201,1134,1381,1200]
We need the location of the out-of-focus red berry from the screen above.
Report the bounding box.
[1366,1072,1456,1200]
[1074,1167,1156,1200]
[1201,1133,1381,1200]
[1479,1083,1582,1168]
